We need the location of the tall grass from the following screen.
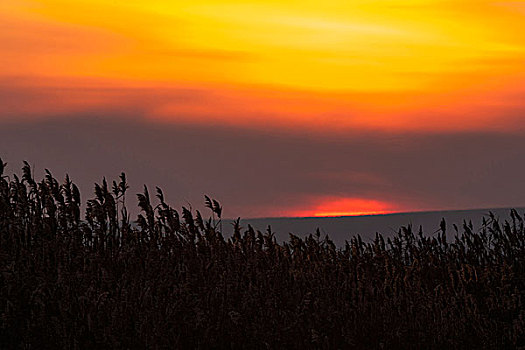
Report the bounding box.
[1,159,525,349]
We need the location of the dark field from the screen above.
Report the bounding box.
[1,160,525,349]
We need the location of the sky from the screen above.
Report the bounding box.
[2,0,525,217]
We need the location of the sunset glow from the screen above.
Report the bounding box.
[4,0,525,130]
[3,0,525,217]
[289,198,395,218]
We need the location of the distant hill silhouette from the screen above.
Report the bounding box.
[224,207,525,246]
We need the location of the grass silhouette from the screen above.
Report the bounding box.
[1,159,524,349]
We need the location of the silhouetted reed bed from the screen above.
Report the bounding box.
[1,159,525,349]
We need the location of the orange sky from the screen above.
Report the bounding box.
[3,0,525,216]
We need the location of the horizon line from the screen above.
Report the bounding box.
[226,206,525,221]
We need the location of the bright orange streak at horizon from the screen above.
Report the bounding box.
[289,198,396,218]
[312,211,390,218]
[3,0,525,132]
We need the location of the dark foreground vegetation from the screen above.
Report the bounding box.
[1,159,525,349]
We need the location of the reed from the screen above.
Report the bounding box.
[1,158,524,349]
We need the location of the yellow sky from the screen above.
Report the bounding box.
[3,0,525,132]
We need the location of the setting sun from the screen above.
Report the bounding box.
[289,197,394,217]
